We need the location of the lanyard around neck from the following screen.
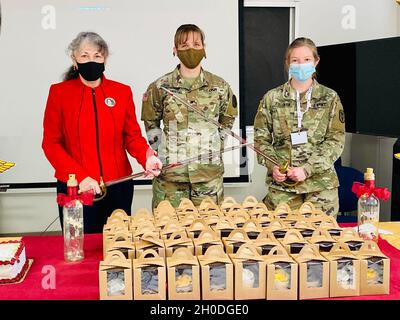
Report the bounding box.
[296,86,313,131]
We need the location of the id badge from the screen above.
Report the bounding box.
[291,131,308,145]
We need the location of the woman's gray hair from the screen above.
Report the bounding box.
[63,31,109,81]
[67,31,109,58]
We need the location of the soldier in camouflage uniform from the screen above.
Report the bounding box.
[141,24,238,209]
[254,38,345,217]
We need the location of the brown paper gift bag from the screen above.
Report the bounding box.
[176,198,198,217]
[198,197,218,214]
[308,228,337,253]
[155,212,178,230]
[178,211,200,228]
[99,251,133,300]
[220,196,238,214]
[187,219,212,240]
[108,209,130,224]
[229,243,266,300]
[198,245,234,300]
[164,230,194,257]
[357,240,390,296]
[105,232,135,260]
[103,230,132,258]
[317,217,343,238]
[166,247,201,300]
[253,229,282,256]
[266,219,290,240]
[160,220,185,241]
[292,244,330,299]
[132,222,158,242]
[242,219,264,240]
[193,229,224,256]
[248,202,271,220]
[336,228,365,251]
[131,208,153,228]
[211,217,236,239]
[135,232,165,258]
[226,204,250,228]
[263,245,298,300]
[222,229,252,254]
[242,196,261,214]
[132,249,166,300]
[274,202,292,219]
[279,229,308,254]
[293,220,316,239]
[154,200,176,217]
[321,242,360,297]
[202,206,224,227]
[103,222,130,256]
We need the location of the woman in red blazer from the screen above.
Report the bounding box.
[42,32,162,233]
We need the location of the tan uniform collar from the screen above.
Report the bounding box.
[282,79,323,101]
[171,65,210,90]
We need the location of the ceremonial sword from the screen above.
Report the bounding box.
[94,142,251,201]
[160,86,297,187]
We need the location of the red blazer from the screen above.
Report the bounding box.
[42,76,154,184]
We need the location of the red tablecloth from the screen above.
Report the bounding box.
[0,224,399,300]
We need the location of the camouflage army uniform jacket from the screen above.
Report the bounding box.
[141,66,238,183]
[254,80,345,194]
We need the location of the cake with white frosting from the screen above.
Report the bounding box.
[0,238,28,284]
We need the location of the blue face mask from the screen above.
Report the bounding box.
[289,63,316,82]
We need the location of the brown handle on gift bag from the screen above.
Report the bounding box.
[329,242,354,257]
[102,251,130,268]
[226,229,251,241]
[282,229,305,243]
[111,232,130,243]
[242,219,262,231]
[139,249,160,259]
[110,208,129,220]
[221,196,238,206]
[298,202,316,215]
[310,228,334,241]
[256,229,277,241]
[297,244,322,260]
[141,231,162,246]
[267,245,289,257]
[188,219,209,231]
[235,243,263,261]
[107,222,128,234]
[178,198,196,209]
[227,203,245,214]
[199,197,217,209]
[202,245,231,265]
[242,196,258,206]
[202,203,222,215]
[196,229,220,243]
[169,230,189,242]
[339,227,360,239]
[169,247,197,267]
[358,240,383,255]
[134,208,152,217]
[274,202,292,214]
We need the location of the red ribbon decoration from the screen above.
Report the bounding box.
[352,181,391,201]
[57,191,94,206]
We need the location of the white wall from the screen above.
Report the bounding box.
[1,0,399,234]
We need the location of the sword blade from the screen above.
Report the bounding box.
[105,142,250,187]
[160,86,280,167]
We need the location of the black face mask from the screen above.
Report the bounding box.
[77,61,105,81]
